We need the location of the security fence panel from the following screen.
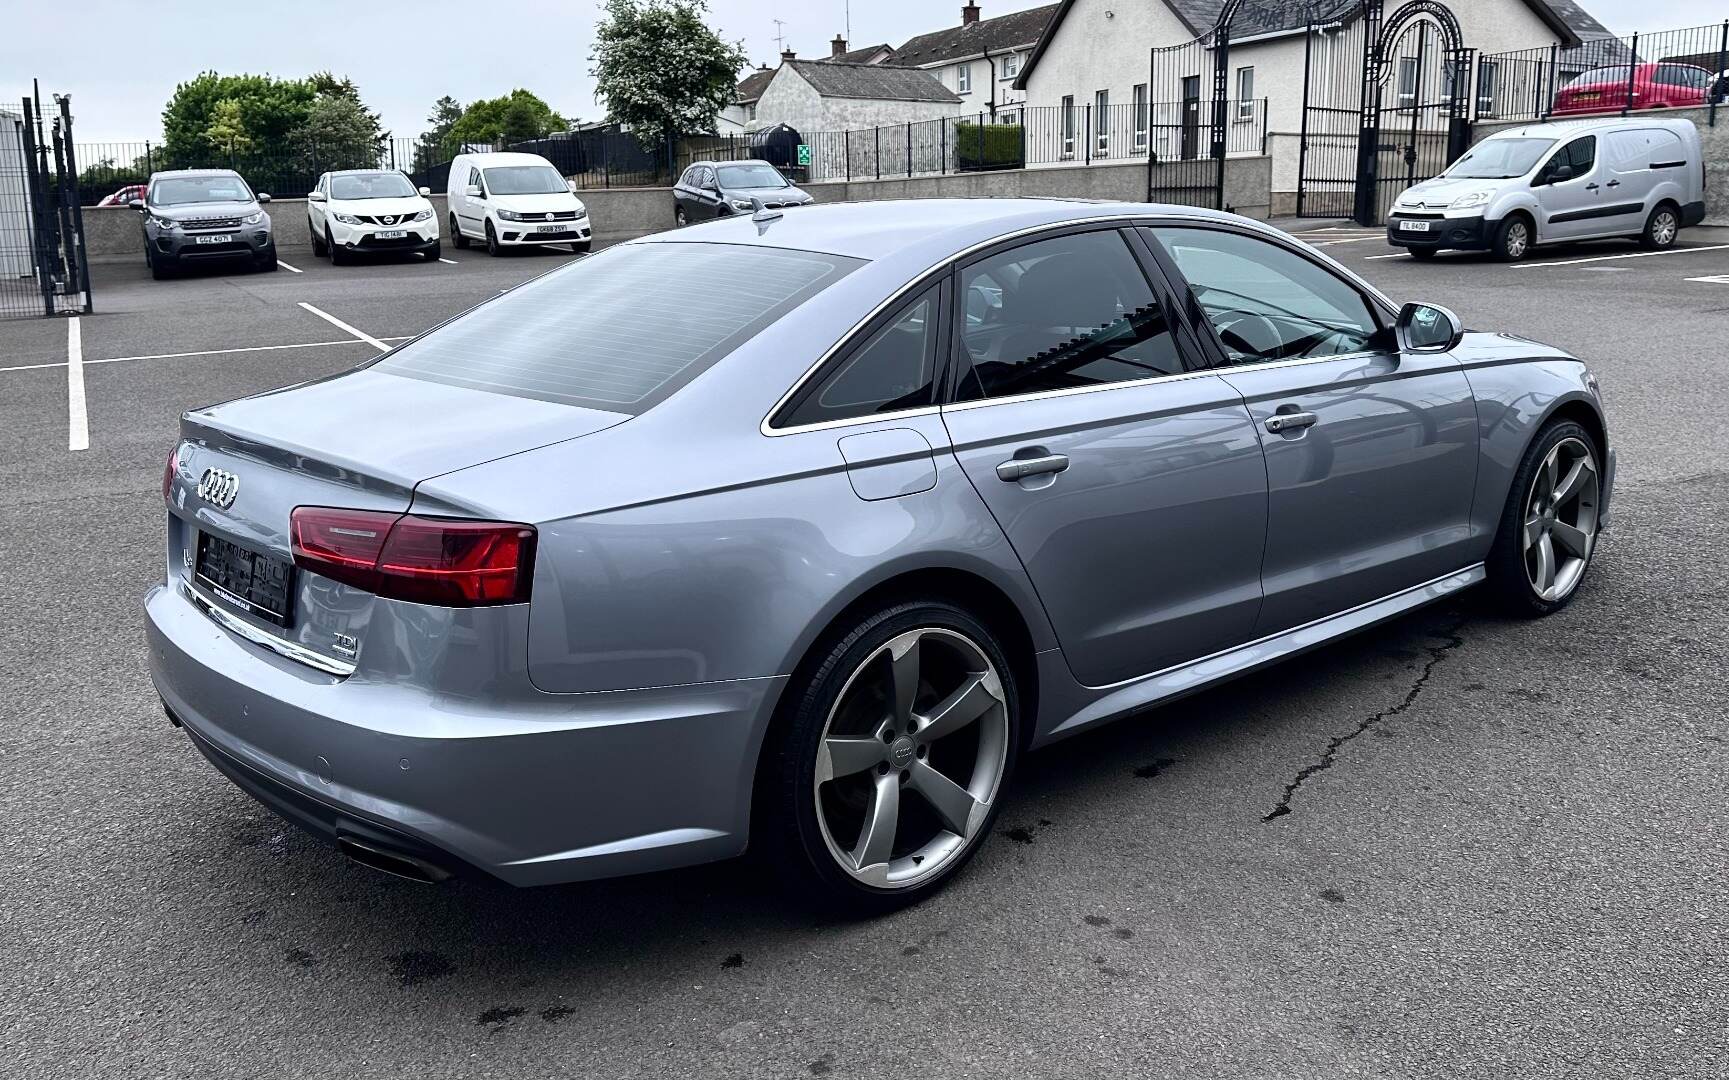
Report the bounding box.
[3,89,91,320]
[1297,17,1372,218]
[1477,21,1729,124]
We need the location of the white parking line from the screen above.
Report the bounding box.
[1510,244,1729,270]
[1314,236,1383,247]
[1364,252,1411,260]
[437,258,457,264]
[276,259,304,274]
[296,302,390,351]
[67,317,89,451]
[0,336,412,375]
[1686,274,1729,285]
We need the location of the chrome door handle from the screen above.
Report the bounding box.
[1265,411,1318,433]
[997,454,1070,482]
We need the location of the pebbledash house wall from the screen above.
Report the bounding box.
[1021,0,1571,210]
[751,67,968,136]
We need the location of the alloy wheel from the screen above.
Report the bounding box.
[814,627,1009,890]
[1522,436,1600,602]
[1652,210,1678,247]
[1506,220,1529,259]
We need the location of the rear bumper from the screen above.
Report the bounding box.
[144,580,783,886]
[1387,213,1490,251]
[1682,200,1706,228]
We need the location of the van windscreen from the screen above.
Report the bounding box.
[483,165,571,195]
[1444,138,1553,179]
[372,242,862,412]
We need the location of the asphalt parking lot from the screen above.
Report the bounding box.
[3,222,1727,1078]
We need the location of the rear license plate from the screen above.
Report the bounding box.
[194,234,232,244]
[1577,92,1599,101]
[1400,219,1432,232]
[535,224,567,233]
[376,229,407,239]
[195,532,295,627]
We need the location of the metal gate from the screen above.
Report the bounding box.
[1144,35,1224,208]
[1297,0,1473,224]
[0,86,93,319]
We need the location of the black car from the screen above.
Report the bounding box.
[672,159,814,225]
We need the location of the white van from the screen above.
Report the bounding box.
[446,151,592,256]
[1387,117,1705,261]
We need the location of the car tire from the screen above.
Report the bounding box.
[255,244,278,272]
[756,599,1021,915]
[1638,203,1679,250]
[1409,248,1437,260]
[572,240,592,255]
[1490,214,1532,262]
[485,221,501,257]
[311,227,327,257]
[450,215,469,249]
[148,247,172,281]
[425,241,442,262]
[328,229,347,266]
[675,206,687,226]
[1483,419,1603,617]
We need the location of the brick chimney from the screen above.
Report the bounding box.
[962,2,981,24]
[831,35,848,57]
[780,48,797,62]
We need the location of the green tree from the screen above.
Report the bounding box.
[205,98,254,156]
[592,0,747,146]
[413,95,464,170]
[298,93,385,170]
[160,72,318,166]
[448,89,568,147]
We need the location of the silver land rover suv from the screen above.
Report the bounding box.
[132,169,277,278]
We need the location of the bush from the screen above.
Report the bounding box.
[955,122,1024,171]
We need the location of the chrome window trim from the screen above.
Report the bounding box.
[760,214,1145,438]
[180,579,356,677]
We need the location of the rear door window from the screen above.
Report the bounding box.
[374,242,862,413]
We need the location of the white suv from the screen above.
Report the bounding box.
[446,151,591,256]
[308,170,440,264]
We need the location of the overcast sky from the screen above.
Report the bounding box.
[4,0,1710,144]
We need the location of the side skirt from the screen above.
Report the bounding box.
[1042,564,1485,742]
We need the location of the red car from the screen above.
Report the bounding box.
[96,184,147,207]
[1553,62,1713,115]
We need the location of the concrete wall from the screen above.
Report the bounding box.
[81,189,677,256]
[1474,106,1728,225]
[804,154,1274,219]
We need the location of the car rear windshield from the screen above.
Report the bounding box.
[1444,137,1553,178]
[717,163,789,189]
[331,172,416,199]
[483,165,569,195]
[150,176,253,205]
[1569,66,1633,86]
[371,242,862,412]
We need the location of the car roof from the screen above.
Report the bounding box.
[1483,116,1699,140]
[457,152,558,166]
[634,197,1255,261]
[149,169,243,179]
[330,168,405,176]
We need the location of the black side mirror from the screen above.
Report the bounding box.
[127,199,145,212]
[1397,302,1463,353]
[1545,164,1574,185]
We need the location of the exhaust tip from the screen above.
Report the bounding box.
[337,834,452,884]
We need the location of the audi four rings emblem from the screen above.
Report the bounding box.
[197,468,240,509]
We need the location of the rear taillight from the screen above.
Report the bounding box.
[163,444,180,503]
[290,507,536,607]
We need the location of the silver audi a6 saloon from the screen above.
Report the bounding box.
[146,199,1613,911]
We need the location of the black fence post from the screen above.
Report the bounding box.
[941,121,947,175]
[145,140,153,174]
[875,126,881,180]
[21,96,54,317]
[906,123,912,178]
[1712,20,1728,127]
[1084,104,1092,164]
[1541,43,1558,119]
[1621,33,1639,116]
[976,112,984,170]
[846,132,852,182]
[57,96,92,313]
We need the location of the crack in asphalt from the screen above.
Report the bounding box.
[1263,613,1469,822]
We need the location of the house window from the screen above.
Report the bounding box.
[1133,83,1149,154]
[957,63,972,94]
[1061,95,1076,158]
[1476,60,1499,117]
[1001,53,1020,79]
[1095,89,1110,156]
[1235,67,1254,120]
[1397,57,1418,110]
[999,110,1020,125]
[745,104,757,122]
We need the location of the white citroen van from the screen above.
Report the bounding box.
[1387,117,1705,261]
[446,151,592,256]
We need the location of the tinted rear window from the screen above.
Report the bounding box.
[373,243,861,412]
